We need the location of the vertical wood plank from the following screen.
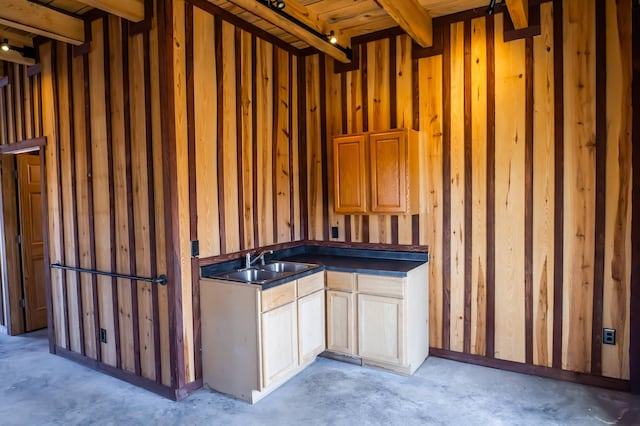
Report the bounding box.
[221,21,240,253]
[419,54,443,348]
[325,57,343,241]
[240,30,255,249]
[275,49,291,243]
[562,0,596,374]
[470,17,488,357]
[305,55,322,241]
[602,0,632,380]
[194,9,219,258]
[532,1,555,368]
[257,39,274,245]
[494,14,526,363]
[449,21,466,354]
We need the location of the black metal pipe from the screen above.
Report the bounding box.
[50,263,167,286]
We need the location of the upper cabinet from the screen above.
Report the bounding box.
[333,134,368,214]
[333,129,420,215]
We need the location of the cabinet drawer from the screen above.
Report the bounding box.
[326,271,356,292]
[297,272,324,298]
[357,274,405,298]
[261,281,296,312]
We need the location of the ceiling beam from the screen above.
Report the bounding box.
[0,49,36,66]
[0,29,34,49]
[505,0,529,29]
[0,0,84,46]
[227,0,350,63]
[375,0,433,47]
[75,0,145,23]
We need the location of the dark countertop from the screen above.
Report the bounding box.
[200,244,429,289]
[281,254,424,277]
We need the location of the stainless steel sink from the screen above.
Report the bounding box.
[218,268,280,283]
[262,261,314,273]
[211,260,318,284]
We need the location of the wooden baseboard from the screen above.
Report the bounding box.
[55,346,202,400]
[430,348,630,392]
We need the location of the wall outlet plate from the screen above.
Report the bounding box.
[331,226,339,238]
[100,328,107,344]
[603,328,616,345]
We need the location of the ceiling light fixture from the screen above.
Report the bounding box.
[328,30,337,45]
[264,0,285,10]
[1,39,10,52]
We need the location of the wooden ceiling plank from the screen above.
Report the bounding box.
[0,49,36,66]
[505,0,529,29]
[0,0,84,45]
[374,0,433,47]
[227,0,350,63]
[74,0,144,22]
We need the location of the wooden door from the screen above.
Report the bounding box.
[358,293,405,365]
[326,290,356,355]
[297,289,325,364]
[261,302,298,388]
[333,135,367,213]
[17,154,46,331]
[369,130,407,213]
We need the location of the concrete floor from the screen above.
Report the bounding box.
[1,330,639,425]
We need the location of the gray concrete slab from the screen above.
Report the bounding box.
[1,330,638,425]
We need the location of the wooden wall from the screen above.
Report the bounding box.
[0,60,43,335]
[305,0,633,381]
[34,13,171,387]
[0,10,173,394]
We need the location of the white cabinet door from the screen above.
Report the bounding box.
[326,290,356,355]
[298,290,325,364]
[261,302,298,388]
[358,293,405,365]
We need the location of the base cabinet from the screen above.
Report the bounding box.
[358,294,405,365]
[262,302,298,388]
[201,271,325,404]
[326,290,356,355]
[298,289,325,364]
[324,264,429,375]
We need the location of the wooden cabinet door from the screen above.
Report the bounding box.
[297,290,325,364]
[261,302,298,388]
[369,130,407,213]
[358,294,405,365]
[326,290,356,355]
[333,135,367,213]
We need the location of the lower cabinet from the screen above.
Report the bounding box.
[358,294,404,365]
[326,290,356,355]
[325,265,429,375]
[261,302,298,388]
[201,271,325,404]
[298,289,325,364]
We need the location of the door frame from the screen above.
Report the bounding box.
[0,137,53,352]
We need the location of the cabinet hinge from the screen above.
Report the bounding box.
[16,234,22,245]
[190,240,199,257]
[19,299,26,309]
[13,169,18,180]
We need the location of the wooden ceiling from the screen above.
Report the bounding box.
[1,0,531,66]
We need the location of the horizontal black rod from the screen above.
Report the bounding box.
[50,263,167,286]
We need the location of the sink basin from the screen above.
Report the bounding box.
[262,261,313,273]
[219,268,280,283]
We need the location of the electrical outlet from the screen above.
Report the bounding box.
[331,226,339,238]
[100,328,108,344]
[603,328,616,345]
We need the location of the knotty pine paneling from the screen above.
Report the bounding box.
[34,13,170,386]
[305,0,633,381]
[190,5,302,258]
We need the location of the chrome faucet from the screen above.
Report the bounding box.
[244,249,273,269]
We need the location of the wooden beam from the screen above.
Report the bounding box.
[75,0,145,23]
[375,0,433,47]
[0,29,34,48]
[0,0,84,46]
[227,0,350,63]
[0,49,36,66]
[505,0,529,29]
